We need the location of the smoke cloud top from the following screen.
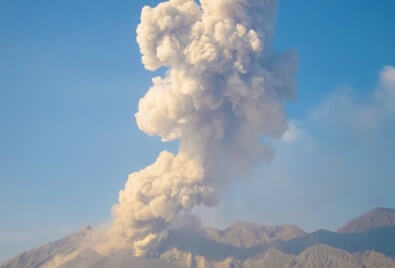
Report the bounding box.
[107,0,297,256]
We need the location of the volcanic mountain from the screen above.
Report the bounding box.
[2,208,395,268]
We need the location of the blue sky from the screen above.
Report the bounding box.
[1,0,395,261]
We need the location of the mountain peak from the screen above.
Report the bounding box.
[337,207,395,234]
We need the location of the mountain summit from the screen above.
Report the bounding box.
[338,207,395,234]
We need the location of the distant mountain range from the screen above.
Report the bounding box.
[1,207,395,268]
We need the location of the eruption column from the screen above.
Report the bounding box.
[109,0,297,256]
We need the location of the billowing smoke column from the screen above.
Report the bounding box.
[109,0,297,256]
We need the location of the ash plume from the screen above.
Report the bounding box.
[107,0,297,256]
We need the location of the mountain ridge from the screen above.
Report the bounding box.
[2,207,395,268]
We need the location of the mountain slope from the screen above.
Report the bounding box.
[159,245,395,268]
[243,248,295,268]
[275,226,395,258]
[338,207,395,234]
[204,221,306,248]
[0,226,92,268]
[360,251,395,268]
[292,244,361,268]
[0,227,177,268]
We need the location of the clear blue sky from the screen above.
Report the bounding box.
[1,0,395,261]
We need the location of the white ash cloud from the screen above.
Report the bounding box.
[107,0,297,256]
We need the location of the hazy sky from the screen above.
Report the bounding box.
[1,0,395,261]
